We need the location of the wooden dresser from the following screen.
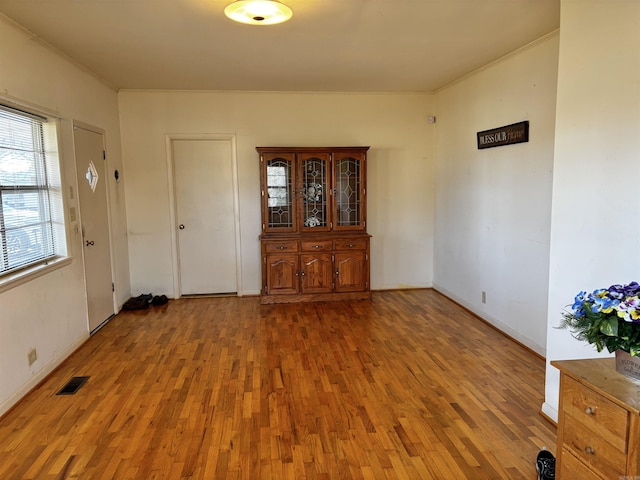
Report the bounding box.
[552,358,640,479]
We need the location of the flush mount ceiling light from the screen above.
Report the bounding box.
[224,0,293,25]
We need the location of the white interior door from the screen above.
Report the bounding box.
[74,123,115,332]
[173,138,238,295]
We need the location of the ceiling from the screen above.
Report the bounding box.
[0,0,560,92]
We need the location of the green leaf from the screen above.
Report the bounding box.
[599,317,619,337]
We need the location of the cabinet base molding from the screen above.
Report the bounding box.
[260,291,372,305]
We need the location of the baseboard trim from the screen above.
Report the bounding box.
[0,334,88,419]
[432,283,546,359]
[541,401,558,425]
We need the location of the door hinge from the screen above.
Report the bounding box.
[112,282,115,292]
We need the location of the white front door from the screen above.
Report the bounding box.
[73,123,115,332]
[172,138,238,295]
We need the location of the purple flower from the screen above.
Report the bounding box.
[616,296,640,322]
[610,282,640,300]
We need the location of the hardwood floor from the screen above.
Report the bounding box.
[0,289,555,479]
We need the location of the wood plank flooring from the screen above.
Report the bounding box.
[0,289,556,479]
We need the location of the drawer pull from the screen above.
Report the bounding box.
[585,446,596,455]
[314,245,321,249]
[277,246,288,250]
[346,243,356,248]
[584,406,595,415]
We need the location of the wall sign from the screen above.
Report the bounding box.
[477,121,529,149]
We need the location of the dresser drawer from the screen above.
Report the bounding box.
[334,238,367,250]
[559,448,606,480]
[300,240,333,252]
[562,376,628,452]
[264,241,299,253]
[562,410,626,477]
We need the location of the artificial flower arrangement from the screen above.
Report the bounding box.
[559,281,640,356]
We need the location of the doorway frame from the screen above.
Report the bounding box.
[165,133,243,299]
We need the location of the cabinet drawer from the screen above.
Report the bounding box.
[300,240,333,252]
[562,411,626,477]
[562,376,628,452]
[559,448,606,480]
[264,241,299,253]
[335,238,367,250]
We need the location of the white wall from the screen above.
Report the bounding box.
[118,91,435,296]
[543,0,640,422]
[0,17,130,415]
[432,33,559,356]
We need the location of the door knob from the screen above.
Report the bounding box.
[179,224,185,230]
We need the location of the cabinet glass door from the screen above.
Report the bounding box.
[300,153,330,232]
[334,152,365,230]
[263,153,296,232]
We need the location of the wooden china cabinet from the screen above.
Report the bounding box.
[258,146,371,304]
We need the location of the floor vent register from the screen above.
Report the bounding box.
[56,376,90,395]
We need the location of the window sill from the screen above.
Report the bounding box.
[0,256,73,294]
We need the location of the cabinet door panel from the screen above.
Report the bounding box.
[300,153,331,232]
[261,153,297,233]
[301,253,333,293]
[333,152,366,231]
[335,252,366,292]
[265,254,299,295]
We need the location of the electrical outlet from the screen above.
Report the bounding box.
[482,291,487,304]
[27,348,37,366]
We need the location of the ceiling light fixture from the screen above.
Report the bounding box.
[224,0,293,25]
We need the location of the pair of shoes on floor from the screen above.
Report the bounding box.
[137,293,152,303]
[122,293,167,310]
[536,448,555,480]
[152,294,168,306]
[123,294,151,310]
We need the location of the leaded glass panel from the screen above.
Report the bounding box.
[301,157,327,229]
[266,158,293,228]
[335,157,361,227]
